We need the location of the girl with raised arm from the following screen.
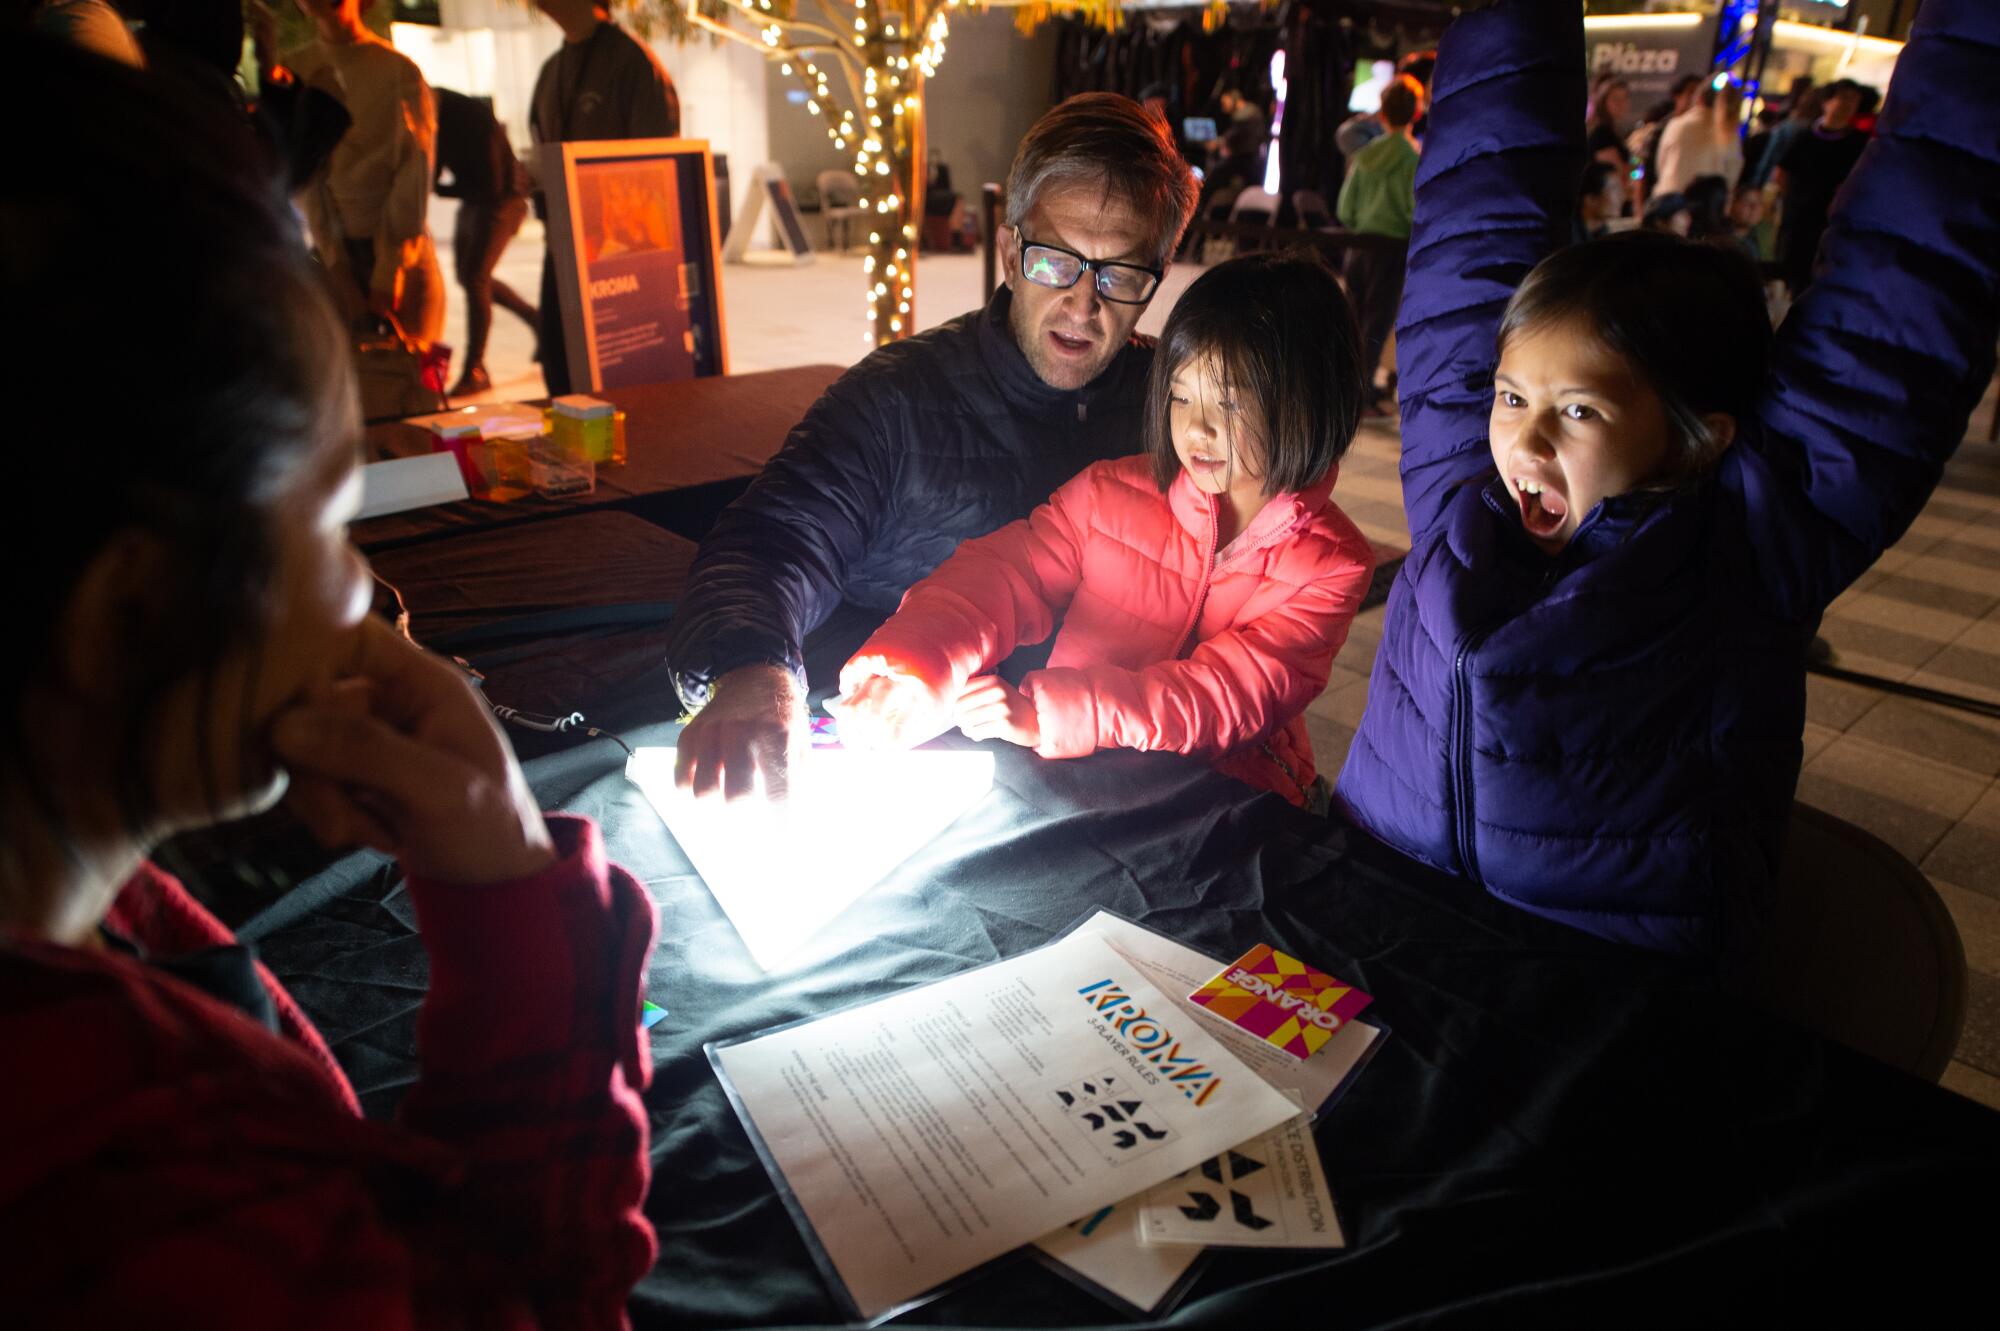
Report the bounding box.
[1336,0,2000,959]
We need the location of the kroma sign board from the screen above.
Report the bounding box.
[540,137,730,392]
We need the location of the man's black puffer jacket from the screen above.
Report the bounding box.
[667,286,1154,709]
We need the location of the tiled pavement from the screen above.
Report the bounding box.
[449,214,2000,1110]
[1804,420,2000,1109]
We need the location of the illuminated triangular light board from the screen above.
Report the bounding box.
[626,746,994,969]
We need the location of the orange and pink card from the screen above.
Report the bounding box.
[1187,944,1373,1061]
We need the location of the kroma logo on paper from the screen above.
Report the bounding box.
[1075,978,1224,1106]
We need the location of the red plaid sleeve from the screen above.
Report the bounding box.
[1,815,656,1330]
[399,814,660,1325]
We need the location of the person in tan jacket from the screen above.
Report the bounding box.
[286,0,443,345]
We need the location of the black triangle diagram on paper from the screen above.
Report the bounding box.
[1229,1190,1275,1231]
[1226,1150,1265,1181]
[1134,1121,1168,1141]
[1179,1190,1222,1222]
[1200,1157,1225,1184]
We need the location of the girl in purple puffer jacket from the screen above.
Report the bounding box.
[1335,0,1999,960]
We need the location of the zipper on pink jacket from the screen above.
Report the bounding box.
[1175,495,1220,658]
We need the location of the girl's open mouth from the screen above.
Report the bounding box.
[1515,478,1568,539]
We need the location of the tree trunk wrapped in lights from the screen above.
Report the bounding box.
[663,0,1245,344]
[675,0,953,346]
[854,11,934,346]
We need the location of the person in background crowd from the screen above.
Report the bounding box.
[1338,53,1433,176]
[1641,190,1694,236]
[141,0,351,198]
[1398,48,1437,134]
[1585,74,1631,169]
[1203,83,1269,198]
[434,87,539,398]
[239,1,357,193]
[1740,104,1786,188]
[1338,73,1424,415]
[1727,183,1768,265]
[1633,72,1703,199]
[1654,81,1745,196]
[529,0,680,395]
[1137,80,1198,167]
[1773,78,1868,295]
[667,93,1197,802]
[1335,104,1384,163]
[1852,83,1882,134]
[1751,84,1824,190]
[1681,173,1733,243]
[143,0,246,101]
[1218,83,1267,135]
[1572,160,1624,245]
[0,39,657,1325]
[23,0,140,64]
[287,0,444,347]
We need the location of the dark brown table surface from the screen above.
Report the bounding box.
[356,364,843,553]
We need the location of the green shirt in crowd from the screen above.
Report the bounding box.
[1337,132,1419,239]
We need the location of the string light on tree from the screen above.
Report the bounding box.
[675,0,1157,345]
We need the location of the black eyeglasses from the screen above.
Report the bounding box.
[1017,235,1162,305]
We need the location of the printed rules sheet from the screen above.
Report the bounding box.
[710,930,1297,1321]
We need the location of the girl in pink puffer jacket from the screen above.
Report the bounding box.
[834,253,1375,807]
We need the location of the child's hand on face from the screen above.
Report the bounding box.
[828,657,953,751]
[270,616,557,886]
[952,676,1041,749]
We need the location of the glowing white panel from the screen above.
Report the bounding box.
[625,746,995,969]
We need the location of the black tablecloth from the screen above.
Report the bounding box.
[370,510,694,734]
[242,729,2000,1327]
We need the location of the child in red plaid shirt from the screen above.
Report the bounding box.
[0,41,656,1329]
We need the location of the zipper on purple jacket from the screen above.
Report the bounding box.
[1451,627,1490,880]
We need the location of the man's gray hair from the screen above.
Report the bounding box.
[1003,92,1200,268]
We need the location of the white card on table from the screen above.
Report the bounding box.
[1137,1100,1344,1250]
[355,452,468,519]
[1034,1199,1201,1315]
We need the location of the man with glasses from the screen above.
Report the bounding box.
[667,92,1198,800]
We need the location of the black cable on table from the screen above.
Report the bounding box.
[487,704,636,759]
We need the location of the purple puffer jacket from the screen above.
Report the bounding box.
[1336,0,2000,960]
